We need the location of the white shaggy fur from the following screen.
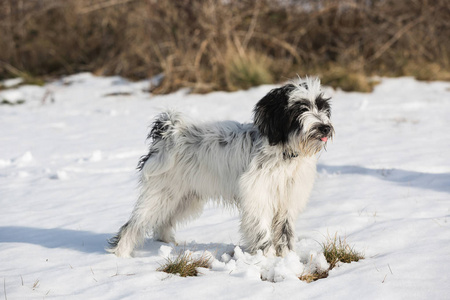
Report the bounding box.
[108,77,334,258]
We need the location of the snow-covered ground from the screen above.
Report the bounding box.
[1,73,449,299]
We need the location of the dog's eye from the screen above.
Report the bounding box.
[315,95,331,113]
[291,100,311,113]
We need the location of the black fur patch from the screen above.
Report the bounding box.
[281,220,293,250]
[137,114,172,170]
[149,119,168,141]
[315,94,332,117]
[253,84,297,145]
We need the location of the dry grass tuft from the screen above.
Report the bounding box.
[299,233,364,283]
[320,65,379,93]
[157,251,212,277]
[401,62,450,82]
[299,270,329,283]
[322,233,364,270]
[228,51,274,91]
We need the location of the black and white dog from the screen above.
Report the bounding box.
[108,77,334,257]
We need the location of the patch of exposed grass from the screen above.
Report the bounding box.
[299,233,364,283]
[320,66,378,93]
[322,233,364,270]
[299,270,329,283]
[402,62,450,82]
[157,251,212,277]
[0,76,44,91]
[0,99,26,105]
[228,51,274,91]
[0,62,45,89]
[21,76,46,87]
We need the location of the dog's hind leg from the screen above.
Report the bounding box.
[107,184,179,257]
[152,191,205,244]
[107,215,148,258]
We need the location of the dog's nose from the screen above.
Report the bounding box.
[318,125,331,135]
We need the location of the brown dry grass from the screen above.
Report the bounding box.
[299,233,364,283]
[299,270,329,283]
[0,0,449,93]
[157,251,212,277]
[322,233,364,270]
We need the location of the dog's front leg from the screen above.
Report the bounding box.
[272,212,295,257]
[239,203,276,256]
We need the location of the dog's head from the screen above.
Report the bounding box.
[253,77,334,156]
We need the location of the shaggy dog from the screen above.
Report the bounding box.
[108,77,334,257]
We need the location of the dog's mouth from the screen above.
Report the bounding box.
[311,124,333,143]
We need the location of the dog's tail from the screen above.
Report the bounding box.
[148,110,184,143]
[137,110,184,176]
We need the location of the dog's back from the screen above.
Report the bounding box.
[139,111,261,201]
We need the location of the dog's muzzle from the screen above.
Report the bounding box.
[318,124,332,142]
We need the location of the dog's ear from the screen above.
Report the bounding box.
[253,84,296,145]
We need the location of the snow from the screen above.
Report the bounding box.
[0,89,25,104]
[1,73,449,299]
[0,77,24,88]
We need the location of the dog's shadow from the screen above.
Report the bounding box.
[0,226,237,259]
[0,226,110,254]
[318,164,450,194]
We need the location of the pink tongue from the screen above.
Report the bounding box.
[321,137,328,142]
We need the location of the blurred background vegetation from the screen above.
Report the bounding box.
[0,0,449,93]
